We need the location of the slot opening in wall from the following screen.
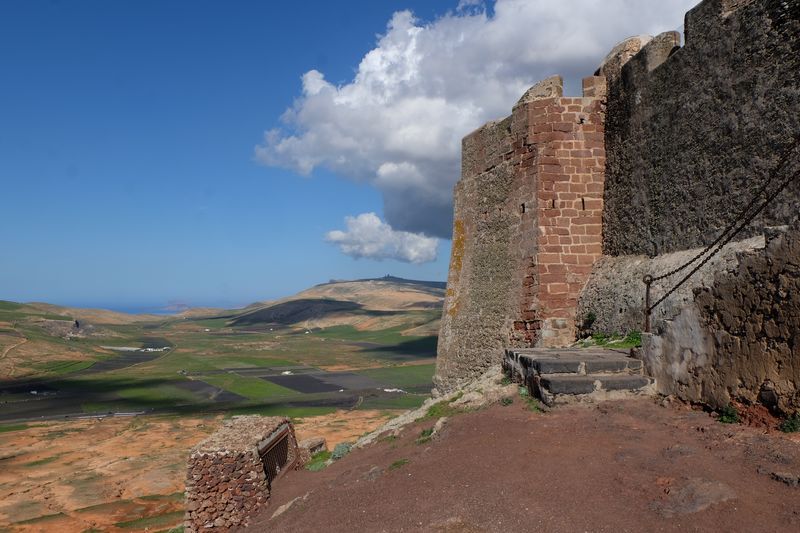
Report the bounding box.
[520,203,526,214]
[581,197,586,211]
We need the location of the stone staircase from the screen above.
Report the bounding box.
[504,348,655,406]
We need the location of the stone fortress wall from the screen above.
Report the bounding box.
[434,75,607,392]
[436,0,800,412]
[603,0,800,257]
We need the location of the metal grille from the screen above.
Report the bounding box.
[258,427,296,488]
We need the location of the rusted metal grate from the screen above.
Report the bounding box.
[258,425,296,488]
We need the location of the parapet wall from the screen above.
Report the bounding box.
[603,0,800,257]
[577,235,765,336]
[643,223,800,412]
[435,76,606,391]
[185,416,299,532]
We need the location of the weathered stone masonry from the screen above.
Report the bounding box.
[603,0,800,257]
[435,76,606,391]
[437,0,800,410]
[185,416,299,532]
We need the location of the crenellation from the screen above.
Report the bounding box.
[638,31,681,72]
[604,0,800,257]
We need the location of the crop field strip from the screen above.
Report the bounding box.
[0,301,438,423]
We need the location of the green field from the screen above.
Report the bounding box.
[0,285,444,532]
[359,364,436,389]
[197,373,296,400]
[0,295,441,422]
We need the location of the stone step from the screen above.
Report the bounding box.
[539,374,653,395]
[533,356,642,375]
[503,347,655,406]
[505,348,642,376]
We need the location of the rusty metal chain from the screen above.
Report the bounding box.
[643,134,800,329]
[648,134,800,284]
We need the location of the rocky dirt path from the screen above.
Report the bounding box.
[0,336,27,377]
[247,398,800,532]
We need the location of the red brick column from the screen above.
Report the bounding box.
[530,77,606,346]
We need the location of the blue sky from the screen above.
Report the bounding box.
[0,0,694,311]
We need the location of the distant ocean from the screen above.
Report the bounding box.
[90,305,183,315]
[80,302,242,315]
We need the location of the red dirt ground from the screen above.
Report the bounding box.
[246,398,800,532]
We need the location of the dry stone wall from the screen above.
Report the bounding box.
[603,0,800,257]
[577,236,765,336]
[641,223,800,412]
[185,416,299,532]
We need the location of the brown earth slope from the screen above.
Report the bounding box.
[248,399,800,532]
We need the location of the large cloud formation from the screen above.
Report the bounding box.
[257,0,696,262]
[325,212,438,264]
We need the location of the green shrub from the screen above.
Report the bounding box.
[416,428,434,445]
[626,330,642,346]
[779,413,800,433]
[501,397,513,406]
[718,404,740,424]
[305,450,332,471]
[331,442,352,460]
[584,331,642,349]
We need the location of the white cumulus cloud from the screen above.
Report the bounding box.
[325,213,438,263]
[256,0,696,241]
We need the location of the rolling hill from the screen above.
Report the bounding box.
[206,276,445,332]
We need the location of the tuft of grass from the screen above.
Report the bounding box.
[500,376,512,386]
[501,397,513,406]
[331,442,352,460]
[518,387,541,412]
[779,413,800,433]
[416,428,434,445]
[389,458,409,470]
[718,404,740,424]
[582,330,642,349]
[425,391,465,419]
[305,450,332,471]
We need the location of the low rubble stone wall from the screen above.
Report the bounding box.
[185,416,300,532]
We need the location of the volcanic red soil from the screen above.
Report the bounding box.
[246,398,800,532]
